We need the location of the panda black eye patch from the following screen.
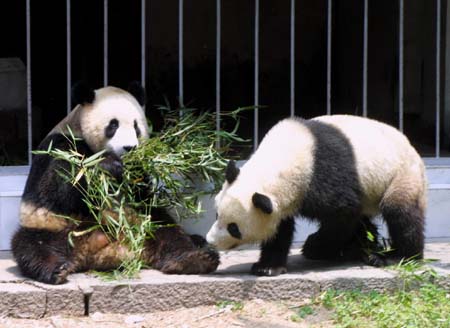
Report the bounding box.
[227,223,242,239]
[105,119,119,138]
[134,120,141,138]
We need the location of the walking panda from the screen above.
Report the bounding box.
[207,115,426,276]
[12,83,219,284]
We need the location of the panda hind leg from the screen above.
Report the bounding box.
[345,217,387,267]
[251,217,295,276]
[11,227,73,284]
[143,226,220,274]
[380,174,426,263]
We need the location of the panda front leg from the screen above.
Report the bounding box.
[251,217,295,276]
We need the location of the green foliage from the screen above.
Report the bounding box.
[318,286,450,328]
[35,107,248,279]
[366,231,375,242]
[215,300,244,312]
[315,261,450,328]
[290,305,315,322]
[121,106,249,218]
[391,258,439,289]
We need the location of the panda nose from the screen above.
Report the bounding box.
[123,146,135,153]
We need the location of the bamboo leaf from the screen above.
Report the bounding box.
[73,167,86,185]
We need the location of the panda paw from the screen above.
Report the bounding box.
[36,260,73,285]
[251,263,287,276]
[189,234,208,248]
[158,246,220,274]
[49,262,72,284]
[362,253,387,267]
[100,153,123,181]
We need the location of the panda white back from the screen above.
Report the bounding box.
[312,115,426,216]
[223,118,315,220]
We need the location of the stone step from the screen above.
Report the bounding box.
[0,243,449,318]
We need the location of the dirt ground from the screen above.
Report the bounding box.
[0,299,334,328]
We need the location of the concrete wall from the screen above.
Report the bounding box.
[1,166,449,251]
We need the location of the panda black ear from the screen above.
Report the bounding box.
[225,160,240,184]
[128,81,146,106]
[252,192,273,214]
[72,81,95,105]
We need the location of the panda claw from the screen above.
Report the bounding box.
[364,253,387,267]
[50,262,72,284]
[251,263,287,276]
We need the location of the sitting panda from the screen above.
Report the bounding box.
[207,115,426,276]
[11,83,219,284]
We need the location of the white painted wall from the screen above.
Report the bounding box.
[0,167,28,250]
[0,166,449,250]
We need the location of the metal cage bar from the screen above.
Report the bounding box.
[362,0,368,117]
[398,0,404,132]
[254,0,260,150]
[66,0,71,114]
[141,0,146,91]
[436,0,441,158]
[26,0,32,165]
[178,0,184,107]
[216,0,221,148]
[326,0,332,115]
[103,0,108,86]
[12,0,450,168]
[290,0,295,117]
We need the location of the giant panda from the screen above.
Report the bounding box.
[11,83,219,284]
[206,115,426,276]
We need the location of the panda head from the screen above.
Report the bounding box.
[206,160,281,250]
[72,82,149,156]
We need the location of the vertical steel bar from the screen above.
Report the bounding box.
[290,0,295,117]
[362,0,368,117]
[254,0,260,150]
[26,0,32,165]
[216,0,221,148]
[436,0,441,158]
[103,0,108,86]
[326,0,332,115]
[178,0,184,107]
[66,0,71,114]
[141,0,146,90]
[399,0,404,132]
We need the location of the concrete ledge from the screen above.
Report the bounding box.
[26,281,86,317]
[0,243,449,318]
[0,283,46,318]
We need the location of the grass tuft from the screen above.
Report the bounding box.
[215,300,244,312]
[290,305,315,322]
[313,260,450,328]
